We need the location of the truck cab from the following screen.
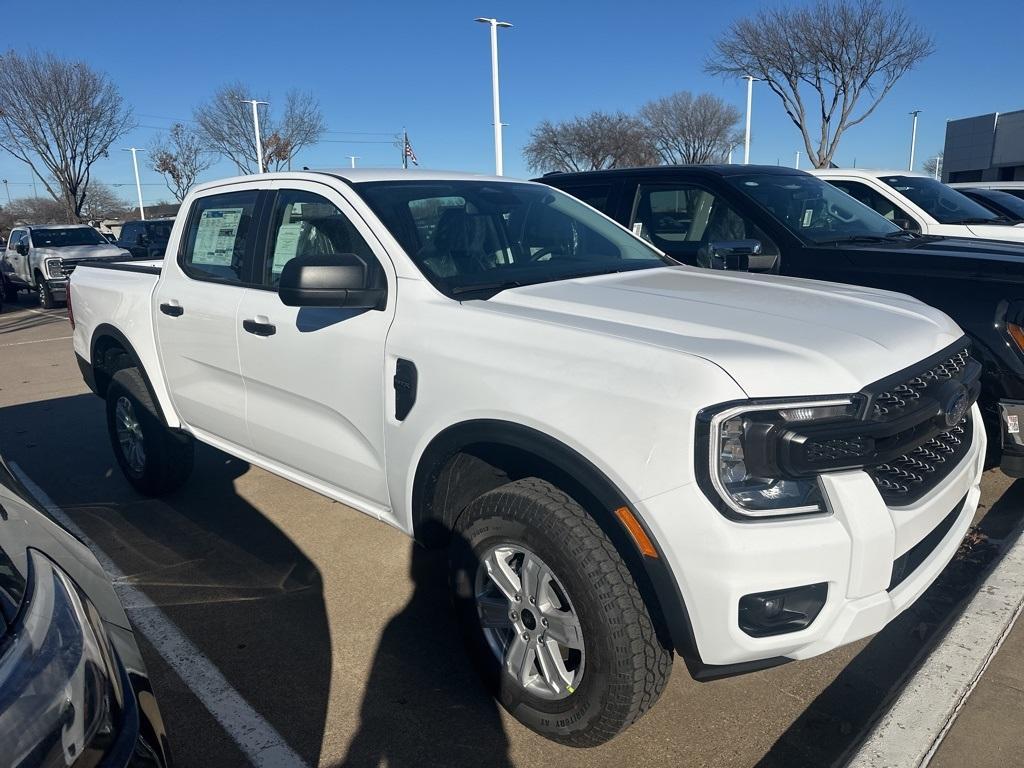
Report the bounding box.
[1,224,130,307]
[115,218,175,260]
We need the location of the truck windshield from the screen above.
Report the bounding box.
[725,173,907,245]
[30,227,108,247]
[356,180,673,298]
[879,176,1002,225]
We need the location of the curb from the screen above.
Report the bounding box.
[846,516,1024,768]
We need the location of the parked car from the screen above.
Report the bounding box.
[116,219,175,260]
[538,165,1024,476]
[0,453,171,766]
[69,169,985,746]
[949,181,1024,201]
[951,186,1024,222]
[808,169,1024,242]
[1,224,131,307]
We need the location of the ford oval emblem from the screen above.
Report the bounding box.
[944,388,969,427]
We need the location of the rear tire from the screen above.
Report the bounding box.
[449,477,672,747]
[105,367,194,496]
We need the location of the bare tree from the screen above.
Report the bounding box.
[151,123,214,201]
[2,195,68,224]
[194,83,326,173]
[640,92,742,165]
[80,182,130,220]
[524,111,657,173]
[922,150,943,178]
[0,52,134,222]
[706,0,934,168]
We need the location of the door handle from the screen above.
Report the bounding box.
[159,302,184,317]
[242,319,276,337]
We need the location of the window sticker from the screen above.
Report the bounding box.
[272,222,303,272]
[802,207,814,228]
[192,207,243,265]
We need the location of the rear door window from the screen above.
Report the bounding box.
[828,180,920,232]
[180,190,260,284]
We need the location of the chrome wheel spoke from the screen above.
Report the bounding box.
[505,633,536,686]
[539,609,583,650]
[483,547,521,602]
[478,596,512,629]
[536,637,573,693]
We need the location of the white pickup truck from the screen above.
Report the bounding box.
[69,170,986,746]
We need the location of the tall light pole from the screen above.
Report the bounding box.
[347,155,359,168]
[240,99,269,173]
[794,150,801,169]
[908,110,921,171]
[1,179,9,206]
[742,76,758,164]
[475,17,512,176]
[123,148,146,220]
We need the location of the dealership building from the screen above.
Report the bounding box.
[942,109,1024,183]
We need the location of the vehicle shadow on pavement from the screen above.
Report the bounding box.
[342,534,514,768]
[759,478,1024,768]
[0,393,333,767]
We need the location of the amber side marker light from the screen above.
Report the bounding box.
[1009,322,1024,353]
[614,506,659,558]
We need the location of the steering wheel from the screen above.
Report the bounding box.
[826,201,858,224]
[526,246,560,262]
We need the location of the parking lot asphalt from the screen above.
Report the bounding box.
[1,296,1021,768]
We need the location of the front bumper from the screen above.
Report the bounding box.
[639,403,986,668]
[44,277,68,300]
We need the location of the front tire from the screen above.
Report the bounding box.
[36,274,56,309]
[105,367,194,496]
[449,478,672,747]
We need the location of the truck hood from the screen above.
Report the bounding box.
[36,244,130,261]
[964,223,1024,241]
[482,266,963,398]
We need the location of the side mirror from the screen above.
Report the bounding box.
[278,253,386,309]
[698,240,760,271]
[15,243,27,256]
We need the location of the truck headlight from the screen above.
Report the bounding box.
[0,550,126,764]
[44,257,63,280]
[699,398,861,519]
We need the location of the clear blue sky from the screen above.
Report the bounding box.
[1,0,1021,205]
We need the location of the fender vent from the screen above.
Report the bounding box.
[394,359,417,421]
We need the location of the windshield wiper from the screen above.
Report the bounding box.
[946,216,1010,225]
[820,232,912,245]
[451,280,525,298]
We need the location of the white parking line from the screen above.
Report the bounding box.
[0,335,72,348]
[10,462,312,768]
[848,514,1024,768]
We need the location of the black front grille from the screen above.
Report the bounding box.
[872,347,970,419]
[60,263,76,278]
[866,415,972,504]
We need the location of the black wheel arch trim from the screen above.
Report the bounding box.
[88,323,171,424]
[412,418,713,666]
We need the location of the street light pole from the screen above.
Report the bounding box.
[794,150,801,169]
[1,179,9,206]
[347,155,359,168]
[475,17,512,176]
[742,75,758,164]
[240,99,269,173]
[123,148,146,220]
[908,110,921,171]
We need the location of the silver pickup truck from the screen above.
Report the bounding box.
[1,224,129,307]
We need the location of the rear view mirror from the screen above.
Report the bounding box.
[278,253,386,309]
[698,240,760,271]
[15,243,27,256]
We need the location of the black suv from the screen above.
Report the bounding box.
[115,219,175,260]
[538,165,1024,475]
